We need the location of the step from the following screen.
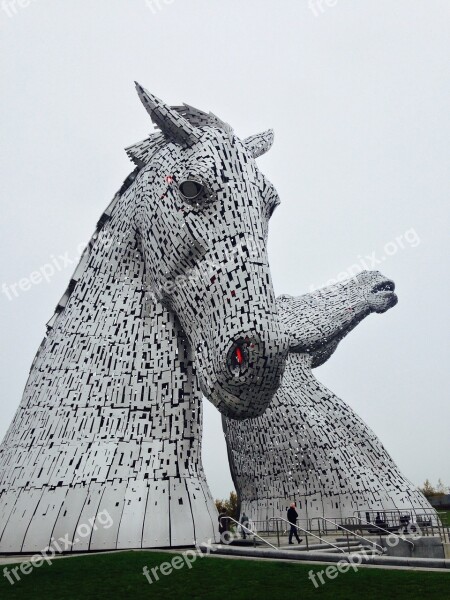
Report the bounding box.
[200,543,450,569]
[309,543,384,557]
[282,541,360,553]
[311,546,360,555]
[229,539,265,547]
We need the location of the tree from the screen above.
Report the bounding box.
[420,479,436,498]
[420,479,449,499]
[215,491,239,520]
[226,491,239,520]
[436,479,446,498]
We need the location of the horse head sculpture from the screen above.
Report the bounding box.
[224,271,436,524]
[129,84,288,419]
[0,85,290,552]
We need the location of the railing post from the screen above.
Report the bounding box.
[276,519,280,547]
[346,528,350,552]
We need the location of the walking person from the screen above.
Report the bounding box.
[287,502,302,544]
[240,512,249,539]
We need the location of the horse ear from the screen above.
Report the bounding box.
[243,129,274,158]
[135,82,201,148]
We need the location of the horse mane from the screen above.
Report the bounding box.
[125,104,233,167]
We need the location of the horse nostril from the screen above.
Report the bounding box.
[227,341,249,377]
[372,281,395,294]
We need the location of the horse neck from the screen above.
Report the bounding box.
[321,277,367,313]
[310,278,370,340]
[1,193,204,472]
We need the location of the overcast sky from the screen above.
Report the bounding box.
[0,0,449,501]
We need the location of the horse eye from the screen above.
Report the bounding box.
[179,180,204,201]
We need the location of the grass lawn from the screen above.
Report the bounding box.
[1,551,449,600]
[437,510,450,525]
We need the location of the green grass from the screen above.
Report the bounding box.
[437,510,450,525]
[0,550,449,600]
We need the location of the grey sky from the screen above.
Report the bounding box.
[0,0,449,501]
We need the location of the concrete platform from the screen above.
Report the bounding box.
[199,543,450,570]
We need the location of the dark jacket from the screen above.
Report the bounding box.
[287,507,298,525]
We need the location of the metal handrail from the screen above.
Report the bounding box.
[249,518,310,534]
[354,508,439,527]
[219,516,278,550]
[315,517,384,554]
[353,509,449,545]
[269,517,347,554]
[352,516,414,548]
